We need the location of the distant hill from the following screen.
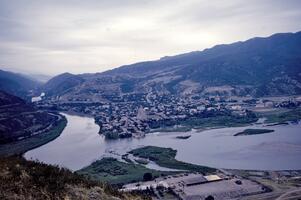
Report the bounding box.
[43,72,84,97]
[0,69,41,99]
[44,31,301,100]
[24,73,53,83]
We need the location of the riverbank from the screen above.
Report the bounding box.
[145,114,259,136]
[0,114,67,156]
[23,112,301,172]
[151,108,301,135]
[77,157,178,186]
[77,146,216,186]
[234,129,274,136]
[257,107,301,124]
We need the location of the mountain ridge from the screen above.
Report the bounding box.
[0,69,41,99]
[44,31,301,99]
[102,31,301,76]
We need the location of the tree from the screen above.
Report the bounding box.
[205,195,214,200]
[143,172,153,181]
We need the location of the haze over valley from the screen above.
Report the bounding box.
[1,1,301,199]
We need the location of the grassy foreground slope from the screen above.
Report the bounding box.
[0,156,148,200]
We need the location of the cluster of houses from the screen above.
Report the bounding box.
[36,92,301,139]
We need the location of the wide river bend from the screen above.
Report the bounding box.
[25,113,301,171]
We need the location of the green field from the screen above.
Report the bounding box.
[261,108,301,123]
[150,125,192,133]
[129,146,216,174]
[77,146,216,185]
[149,112,258,134]
[0,116,67,156]
[77,157,175,185]
[180,115,258,130]
[234,129,274,136]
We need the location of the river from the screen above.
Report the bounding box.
[25,113,301,171]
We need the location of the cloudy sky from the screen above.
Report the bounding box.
[0,0,301,76]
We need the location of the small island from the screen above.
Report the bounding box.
[129,146,215,173]
[234,129,274,136]
[176,135,191,139]
[77,146,216,185]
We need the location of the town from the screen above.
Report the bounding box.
[34,91,301,139]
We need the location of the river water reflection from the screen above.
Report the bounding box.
[25,113,301,171]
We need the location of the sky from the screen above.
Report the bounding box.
[0,0,301,76]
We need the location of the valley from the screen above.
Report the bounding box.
[31,32,301,140]
[23,112,301,199]
[23,112,301,172]
[1,0,301,199]
[1,31,301,199]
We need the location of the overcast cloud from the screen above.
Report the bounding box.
[0,0,301,75]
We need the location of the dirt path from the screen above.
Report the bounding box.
[275,188,301,200]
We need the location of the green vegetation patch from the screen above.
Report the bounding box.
[129,146,215,174]
[148,112,258,134]
[135,158,149,165]
[175,135,191,139]
[179,114,258,130]
[150,126,192,133]
[77,157,175,186]
[234,129,274,136]
[0,116,67,156]
[261,108,301,124]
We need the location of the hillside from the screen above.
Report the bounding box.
[0,90,67,155]
[0,90,56,144]
[0,156,147,200]
[43,72,84,97]
[44,31,301,101]
[0,69,40,99]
